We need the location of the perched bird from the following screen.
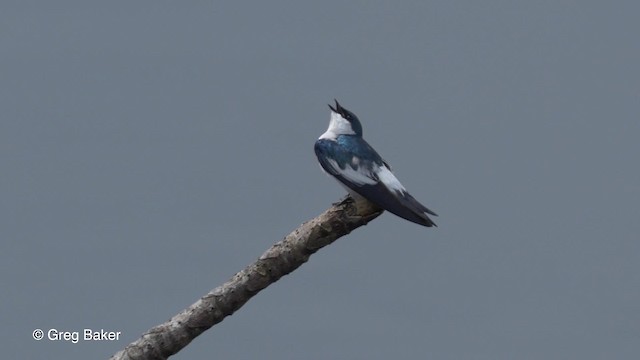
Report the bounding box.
[314,100,437,227]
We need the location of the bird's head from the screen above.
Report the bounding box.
[326,100,363,137]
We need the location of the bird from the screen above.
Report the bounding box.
[314,100,437,227]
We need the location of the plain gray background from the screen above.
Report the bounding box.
[2,1,639,359]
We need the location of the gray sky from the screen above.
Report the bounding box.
[2,1,639,359]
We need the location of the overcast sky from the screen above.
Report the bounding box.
[2,1,639,359]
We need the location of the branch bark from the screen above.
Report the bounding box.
[109,196,383,360]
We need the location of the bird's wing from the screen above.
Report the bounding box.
[316,145,437,227]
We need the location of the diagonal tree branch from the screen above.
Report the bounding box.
[109,196,383,360]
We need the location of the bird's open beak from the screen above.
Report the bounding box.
[328,99,342,113]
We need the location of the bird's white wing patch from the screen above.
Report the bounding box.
[375,165,406,193]
[326,159,377,185]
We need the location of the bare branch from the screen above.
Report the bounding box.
[109,197,383,360]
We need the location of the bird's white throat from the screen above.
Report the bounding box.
[319,111,356,140]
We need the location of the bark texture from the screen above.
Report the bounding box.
[109,196,383,360]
